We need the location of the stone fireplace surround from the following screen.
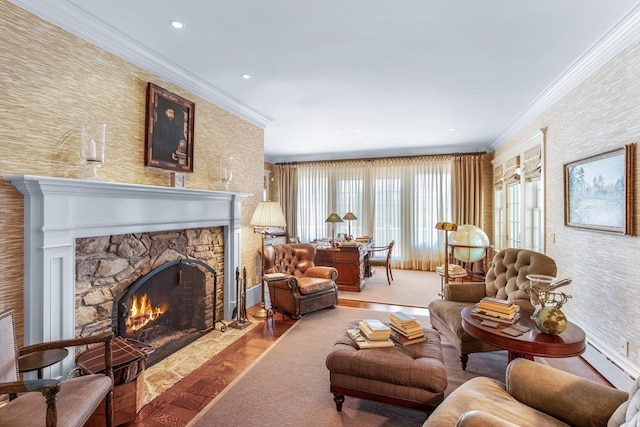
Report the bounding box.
[5,175,249,376]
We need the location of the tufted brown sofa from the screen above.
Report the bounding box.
[263,243,339,318]
[428,248,557,369]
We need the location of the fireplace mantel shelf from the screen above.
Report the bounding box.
[5,175,250,376]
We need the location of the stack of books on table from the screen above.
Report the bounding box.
[471,297,521,325]
[435,264,467,279]
[347,319,394,349]
[388,312,427,346]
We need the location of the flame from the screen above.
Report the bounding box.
[125,293,165,334]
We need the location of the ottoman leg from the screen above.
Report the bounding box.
[332,393,345,411]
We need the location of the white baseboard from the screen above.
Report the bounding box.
[582,337,638,391]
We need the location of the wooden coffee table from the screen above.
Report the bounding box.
[461,306,586,361]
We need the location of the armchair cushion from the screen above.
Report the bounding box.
[0,374,112,427]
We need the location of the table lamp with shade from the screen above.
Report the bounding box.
[250,201,287,319]
[434,221,458,285]
[325,213,343,248]
[342,212,357,240]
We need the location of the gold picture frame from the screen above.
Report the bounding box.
[564,144,635,235]
[145,83,195,173]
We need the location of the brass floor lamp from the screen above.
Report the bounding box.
[250,201,287,319]
[435,221,458,285]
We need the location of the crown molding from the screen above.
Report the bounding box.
[490,4,640,150]
[10,0,272,128]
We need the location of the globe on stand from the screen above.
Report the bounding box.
[448,224,490,263]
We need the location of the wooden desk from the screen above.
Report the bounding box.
[315,245,369,292]
[461,306,586,361]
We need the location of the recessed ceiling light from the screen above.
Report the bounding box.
[170,20,184,29]
[241,74,251,79]
[449,128,456,132]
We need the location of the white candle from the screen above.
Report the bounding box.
[88,139,97,160]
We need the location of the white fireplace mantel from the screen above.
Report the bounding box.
[5,175,249,357]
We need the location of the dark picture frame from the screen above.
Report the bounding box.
[145,82,195,173]
[564,144,635,235]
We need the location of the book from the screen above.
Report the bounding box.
[390,324,425,339]
[389,319,423,334]
[474,307,518,320]
[362,318,389,332]
[478,297,518,314]
[359,320,390,340]
[390,329,427,346]
[346,328,394,349]
[470,308,521,325]
[388,311,417,325]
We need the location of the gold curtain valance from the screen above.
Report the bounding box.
[277,152,486,168]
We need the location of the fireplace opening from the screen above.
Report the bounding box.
[112,259,225,366]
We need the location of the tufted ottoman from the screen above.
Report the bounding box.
[325,320,447,413]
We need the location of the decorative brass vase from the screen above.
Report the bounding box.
[533,306,568,335]
[525,274,573,336]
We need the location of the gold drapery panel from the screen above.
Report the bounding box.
[451,154,484,227]
[278,163,298,240]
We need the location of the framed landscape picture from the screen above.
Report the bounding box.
[564,144,634,235]
[145,82,195,173]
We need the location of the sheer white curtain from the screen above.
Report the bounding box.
[296,156,452,270]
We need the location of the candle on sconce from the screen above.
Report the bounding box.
[88,139,97,161]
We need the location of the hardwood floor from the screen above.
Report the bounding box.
[123,300,610,427]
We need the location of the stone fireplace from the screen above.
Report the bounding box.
[6,175,248,377]
[76,229,226,366]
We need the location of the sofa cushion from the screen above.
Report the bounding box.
[297,277,334,295]
[608,376,640,427]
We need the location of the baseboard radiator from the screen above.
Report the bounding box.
[582,337,638,391]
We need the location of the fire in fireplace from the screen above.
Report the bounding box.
[112,258,225,366]
[125,292,167,335]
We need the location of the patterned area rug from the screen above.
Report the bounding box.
[187,306,507,427]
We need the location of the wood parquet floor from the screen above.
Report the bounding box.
[122,300,609,427]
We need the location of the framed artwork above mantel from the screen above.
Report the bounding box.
[564,144,635,235]
[144,82,195,173]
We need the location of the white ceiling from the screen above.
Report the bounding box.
[12,0,640,162]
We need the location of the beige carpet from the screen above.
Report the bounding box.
[338,269,442,308]
[187,306,507,427]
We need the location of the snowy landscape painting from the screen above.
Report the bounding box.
[564,146,630,234]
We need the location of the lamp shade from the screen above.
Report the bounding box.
[434,221,458,231]
[325,213,343,223]
[343,212,357,221]
[250,201,286,228]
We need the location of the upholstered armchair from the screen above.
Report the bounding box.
[423,357,636,427]
[0,309,114,427]
[428,248,557,369]
[263,243,339,319]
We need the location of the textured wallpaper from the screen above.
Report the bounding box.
[0,0,265,343]
[496,41,640,374]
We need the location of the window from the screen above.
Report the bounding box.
[492,130,545,252]
[294,157,452,268]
